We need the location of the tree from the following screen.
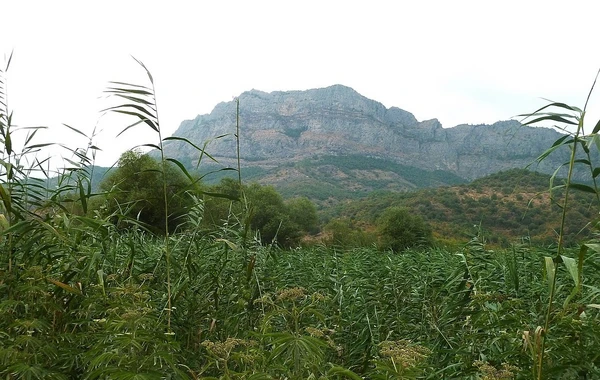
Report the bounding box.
[99,150,191,233]
[286,197,319,235]
[202,180,321,247]
[245,183,294,245]
[377,207,432,252]
[201,178,243,229]
[323,218,376,249]
[200,179,320,247]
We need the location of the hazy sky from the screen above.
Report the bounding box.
[1,0,600,167]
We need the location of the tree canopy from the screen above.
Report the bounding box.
[99,150,191,233]
[202,179,319,247]
[377,207,432,252]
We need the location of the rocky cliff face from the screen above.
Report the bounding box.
[164,84,571,182]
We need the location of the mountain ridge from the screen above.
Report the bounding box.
[161,85,575,196]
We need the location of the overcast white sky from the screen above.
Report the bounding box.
[1,0,600,167]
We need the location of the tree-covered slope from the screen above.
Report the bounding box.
[327,168,596,246]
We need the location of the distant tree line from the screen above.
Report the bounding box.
[84,150,434,251]
[89,151,319,247]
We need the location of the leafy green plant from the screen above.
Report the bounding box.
[3,54,600,380]
[257,287,335,378]
[519,68,600,379]
[99,149,191,233]
[377,206,433,251]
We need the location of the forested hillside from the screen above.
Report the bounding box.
[326,169,596,247]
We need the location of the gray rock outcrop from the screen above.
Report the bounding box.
[164,84,573,181]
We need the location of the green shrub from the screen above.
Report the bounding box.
[323,217,376,248]
[377,207,433,252]
[99,150,192,233]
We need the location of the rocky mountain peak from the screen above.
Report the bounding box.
[163,85,572,183]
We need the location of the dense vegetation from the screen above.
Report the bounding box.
[3,235,600,379]
[1,57,600,379]
[325,168,596,248]
[198,155,467,203]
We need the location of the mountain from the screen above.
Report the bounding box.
[162,85,575,199]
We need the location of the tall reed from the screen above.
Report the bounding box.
[520,68,600,379]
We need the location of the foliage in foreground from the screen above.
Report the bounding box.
[2,234,600,378]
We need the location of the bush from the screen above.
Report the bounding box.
[99,150,192,233]
[202,179,319,247]
[286,197,319,235]
[377,207,433,252]
[323,218,376,248]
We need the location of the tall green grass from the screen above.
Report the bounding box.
[1,56,600,379]
[519,68,600,379]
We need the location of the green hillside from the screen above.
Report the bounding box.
[327,168,596,247]
[198,155,467,203]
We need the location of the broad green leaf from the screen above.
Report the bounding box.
[110,109,158,132]
[0,183,12,215]
[215,238,238,251]
[24,128,41,147]
[568,183,597,194]
[63,157,83,168]
[103,103,156,120]
[583,242,600,254]
[106,81,153,94]
[536,136,572,162]
[544,256,555,293]
[592,118,600,134]
[193,134,230,166]
[62,123,89,138]
[132,56,154,84]
[573,158,591,166]
[140,168,162,175]
[97,269,105,297]
[165,158,194,182]
[550,135,573,147]
[112,93,155,106]
[327,366,363,380]
[105,87,153,96]
[4,126,11,154]
[163,136,205,152]
[522,114,578,126]
[560,255,579,287]
[518,101,581,120]
[138,143,161,150]
[578,139,590,154]
[198,167,237,181]
[78,178,87,214]
[26,143,53,150]
[108,80,152,90]
[115,119,146,137]
[540,99,583,113]
[202,190,239,201]
[586,133,600,153]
